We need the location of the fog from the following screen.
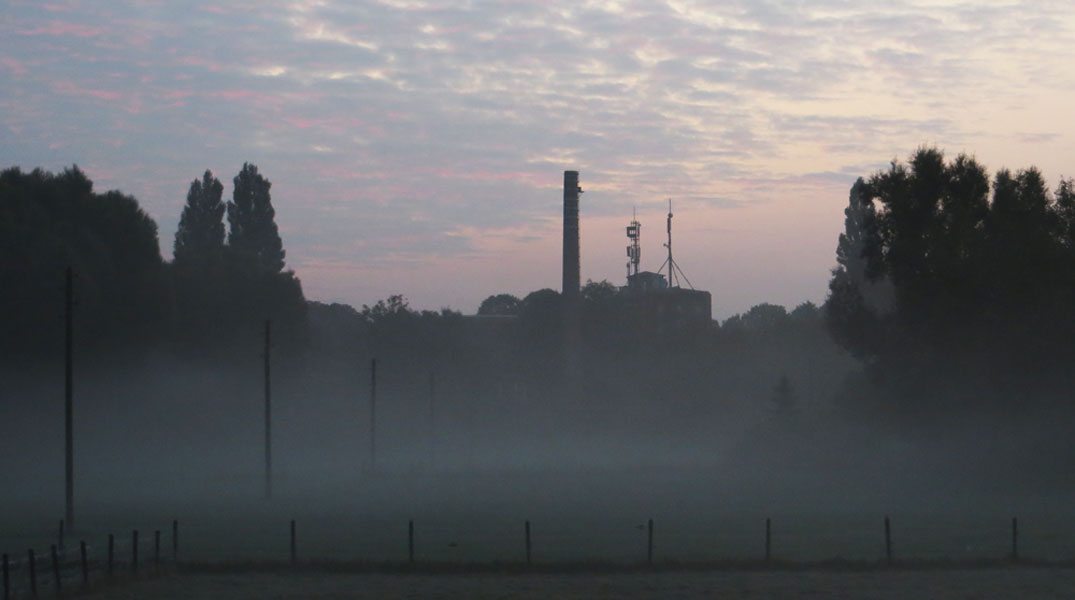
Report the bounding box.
[5,300,1075,564]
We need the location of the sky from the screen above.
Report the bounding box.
[2,0,1074,319]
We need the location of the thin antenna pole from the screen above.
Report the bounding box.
[65,267,74,531]
[656,199,696,290]
[264,319,272,500]
[666,199,675,287]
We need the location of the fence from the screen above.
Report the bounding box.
[2,520,176,599]
[179,514,1028,568]
[0,513,1034,596]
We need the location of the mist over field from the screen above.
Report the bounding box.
[6,151,1075,572]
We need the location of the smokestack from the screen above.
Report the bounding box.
[562,170,581,300]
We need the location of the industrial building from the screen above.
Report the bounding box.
[560,171,712,327]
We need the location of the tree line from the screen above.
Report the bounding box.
[826,147,1075,417]
[0,164,305,361]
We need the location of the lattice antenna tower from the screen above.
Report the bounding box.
[657,198,695,289]
[626,207,641,279]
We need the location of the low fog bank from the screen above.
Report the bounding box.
[3,300,1074,527]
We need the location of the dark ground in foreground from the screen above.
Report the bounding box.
[72,568,1075,599]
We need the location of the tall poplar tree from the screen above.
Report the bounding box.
[228,163,284,273]
[174,170,225,267]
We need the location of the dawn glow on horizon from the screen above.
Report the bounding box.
[3,0,1073,318]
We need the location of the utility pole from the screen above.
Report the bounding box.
[370,358,377,472]
[428,372,436,469]
[264,320,272,500]
[64,267,74,531]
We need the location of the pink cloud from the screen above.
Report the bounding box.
[174,55,220,71]
[41,3,76,12]
[162,90,195,100]
[317,166,391,180]
[19,21,103,38]
[0,56,27,76]
[53,80,122,101]
[213,89,258,101]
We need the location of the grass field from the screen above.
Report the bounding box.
[8,467,1075,598]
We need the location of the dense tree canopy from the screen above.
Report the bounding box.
[826,147,1075,412]
[0,166,165,356]
[477,293,521,316]
[0,164,306,359]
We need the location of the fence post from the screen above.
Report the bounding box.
[408,520,414,565]
[647,519,654,566]
[3,553,9,600]
[1011,517,1018,562]
[132,530,138,574]
[290,520,296,566]
[154,530,161,571]
[107,534,113,577]
[79,541,87,586]
[884,516,892,565]
[765,518,771,562]
[50,545,61,594]
[172,520,178,561]
[525,520,531,566]
[27,549,36,598]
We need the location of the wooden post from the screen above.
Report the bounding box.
[132,530,138,574]
[50,545,60,594]
[370,358,377,472]
[408,520,414,565]
[154,530,161,571]
[647,519,654,565]
[27,549,35,598]
[525,520,531,565]
[172,520,178,561]
[58,520,64,552]
[65,267,75,532]
[79,542,87,586]
[264,319,272,500]
[107,534,113,577]
[884,516,892,564]
[2,553,8,600]
[765,518,771,561]
[1011,517,1018,562]
[290,520,296,566]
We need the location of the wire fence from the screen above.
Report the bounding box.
[2,521,175,599]
[0,512,1044,598]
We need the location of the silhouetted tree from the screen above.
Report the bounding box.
[0,165,165,357]
[228,163,284,274]
[477,293,522,316]
[581,279,617,304]
[174,170,225,267]
[825,147,1075,413]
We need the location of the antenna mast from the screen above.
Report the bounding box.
[626,207,641,279]
[657,199,695,289]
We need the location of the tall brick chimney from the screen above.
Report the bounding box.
[562,170,581,300]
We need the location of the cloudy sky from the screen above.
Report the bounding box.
[3,0,1074,318]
